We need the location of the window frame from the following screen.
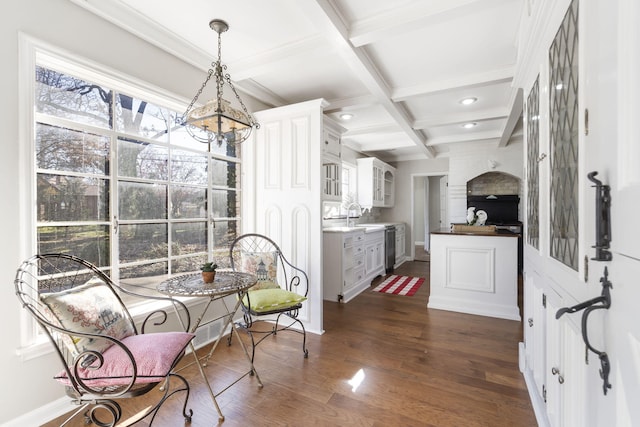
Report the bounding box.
[17,35,241,359]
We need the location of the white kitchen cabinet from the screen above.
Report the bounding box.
[323,229,365,303]
[364,229,384,281]
[321,123,343,201]
[322,127,341,158]
[357,157,395,208]
[322,161,341,201]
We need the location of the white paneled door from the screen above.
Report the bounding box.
[584,0,640,424]
[243,99,326,335]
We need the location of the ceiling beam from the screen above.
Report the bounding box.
[392,67,514,101]
[300,0,436,158]
[498,88,523,147]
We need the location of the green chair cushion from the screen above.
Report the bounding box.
[243,288,307,313]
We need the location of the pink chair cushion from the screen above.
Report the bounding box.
[54,332,194,388]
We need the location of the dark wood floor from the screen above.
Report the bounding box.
[43,261,536,426]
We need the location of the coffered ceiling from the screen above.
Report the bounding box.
[71,0,525,161]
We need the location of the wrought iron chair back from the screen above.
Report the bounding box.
[14,253,194,426]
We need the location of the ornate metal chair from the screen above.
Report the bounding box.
[228,233,309,362]
[14,253,195,426]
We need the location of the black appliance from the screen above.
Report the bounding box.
[467,194,520,225]
[384,225,395,273]
[467,194,522,272]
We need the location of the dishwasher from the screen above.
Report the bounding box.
[384,225,396,273]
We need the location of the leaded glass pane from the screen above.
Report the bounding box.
[118,138,168,180]
[35,66,112,129]
[549,0,579,270]
[526,76,540,249]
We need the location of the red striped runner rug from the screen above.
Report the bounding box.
[372,275,425,296]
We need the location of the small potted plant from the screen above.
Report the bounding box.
[200,262,218,283]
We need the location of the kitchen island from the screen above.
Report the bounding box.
[428,228,520,321]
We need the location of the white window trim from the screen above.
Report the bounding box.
[17,33,226,357]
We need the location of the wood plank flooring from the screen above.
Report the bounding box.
[43,261,536,426]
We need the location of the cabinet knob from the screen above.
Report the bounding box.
[551,367,560,376]
[528,318,534,327]
[558,375,564,384]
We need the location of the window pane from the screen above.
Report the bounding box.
[172,222,207,254]
[115,94,170,142]
[211,158,239,188]
[37,174,109,221]
[35,66,112,129]
[212,219,238,267]
[118,138,168,180]
[172,255,207,274]
[171,185,207,219]
[119,223,167,263]
[211,189,238,218]
[37,225,110,267]
[169,122,208,152]
[36,124,110,175]
[118,181,167,220]
[120,262,168,280]
[171,149,208,185]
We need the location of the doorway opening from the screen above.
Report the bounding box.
[411,174,448,262]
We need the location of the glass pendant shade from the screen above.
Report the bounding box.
[185,98,252,145]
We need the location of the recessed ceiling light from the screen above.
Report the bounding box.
[340,113,354,120]
[460,97,477,105]
[462,122,477,129]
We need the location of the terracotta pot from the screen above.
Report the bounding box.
[201,271,216,283]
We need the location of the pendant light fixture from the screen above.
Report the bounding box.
[179,19,259,147]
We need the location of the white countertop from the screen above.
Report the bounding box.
[323,222,404,233]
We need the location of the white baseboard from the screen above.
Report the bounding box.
[1,396,70,427]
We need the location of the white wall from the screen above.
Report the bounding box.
[1,0,267,423]
[388,158,449,256]
[446,141,524,224]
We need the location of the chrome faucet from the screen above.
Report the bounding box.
[345,202,362,228]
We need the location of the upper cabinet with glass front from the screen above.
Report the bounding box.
[321,119,344,201]
[357,157,395,208]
